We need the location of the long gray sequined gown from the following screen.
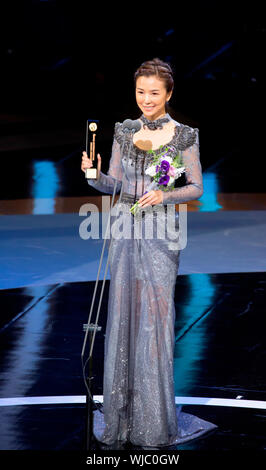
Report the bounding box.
[86,113,217,447]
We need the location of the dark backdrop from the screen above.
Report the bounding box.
[1,2,265,176]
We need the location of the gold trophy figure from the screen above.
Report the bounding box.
[85,120,99,179]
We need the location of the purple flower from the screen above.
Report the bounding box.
[160,160,170,174]
[156,165,160,173]
[158,175,170,186]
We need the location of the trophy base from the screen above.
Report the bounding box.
[85,168,98,179]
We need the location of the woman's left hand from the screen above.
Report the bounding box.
[138,190,163,208]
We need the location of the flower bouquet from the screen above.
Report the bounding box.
[130,146,185,215]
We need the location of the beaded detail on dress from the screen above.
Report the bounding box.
[114,120,199,174]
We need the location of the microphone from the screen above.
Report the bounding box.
[120,119,141,186]
[122,119,133,133]
[131,119,141,133]
[122,119,141,134]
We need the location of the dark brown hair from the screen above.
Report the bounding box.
[134,58,174,93]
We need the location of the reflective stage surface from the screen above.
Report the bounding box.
[0,274,266,450]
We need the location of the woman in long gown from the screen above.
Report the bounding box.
[81,58,217,448]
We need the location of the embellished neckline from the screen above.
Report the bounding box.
[140,113,170,130]
[114,118,197,159]
[132,122,181,155]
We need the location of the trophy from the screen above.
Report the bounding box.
[85,119,99,179]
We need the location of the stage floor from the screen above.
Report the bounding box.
[0,272,265,450]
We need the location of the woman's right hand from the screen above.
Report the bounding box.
[81,151,102,175]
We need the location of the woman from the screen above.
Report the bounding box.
[81,58,217,449]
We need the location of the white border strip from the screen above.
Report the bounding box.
[0,395,266,410]
[175,396,266,409]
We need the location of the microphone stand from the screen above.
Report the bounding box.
[81,121,135,451]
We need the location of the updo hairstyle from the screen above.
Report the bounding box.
[134,58,174,93]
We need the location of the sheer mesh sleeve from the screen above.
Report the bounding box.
[161,128,203,205]
[87,131,123,195]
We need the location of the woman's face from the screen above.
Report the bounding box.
[136,75,172,121]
